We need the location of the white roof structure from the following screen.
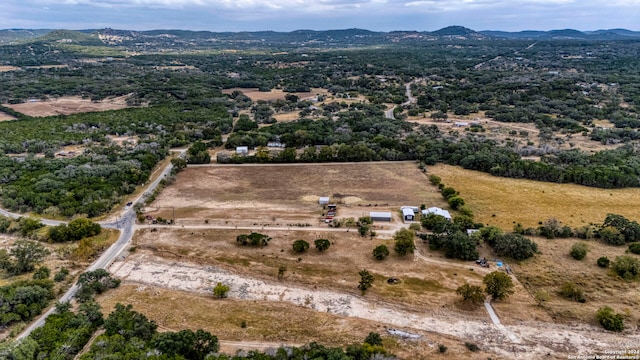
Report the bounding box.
[319,197,330,204]
[236,146,248,154]
[422,207,452,220]
[370,211,392,221]
[402,208,415,217]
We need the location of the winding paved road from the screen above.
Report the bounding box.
[13,150,186,341]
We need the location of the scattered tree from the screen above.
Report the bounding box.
[314,238,331,252]
[292,239,310,253]
[455,283,484,305]
[372,244,390,260]
[393,228,416,256]
[358,269,374,295]
[629,243,640,255]
[492,233,538,260]
[483,271,515,301]
[364,332,383,346]
[0,240,50,275]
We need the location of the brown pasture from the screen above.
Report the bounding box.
[3,95,133,117]
[149,162,448,227]
[430,164,640,230]
[511,237,640,325]
[96,284,499,360]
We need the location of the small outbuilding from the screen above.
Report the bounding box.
[319,196,330,205]
[400,206,420,213]
[370,211,392,222]
[402,208,415,222]
[422,207,452,221]
[236,146,249,155]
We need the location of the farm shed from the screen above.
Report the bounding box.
[400,206,420,213]
[370,211,392,222]
[236,146,249,155]
[319,197,330,205]
[422,207,452,221]
[454,121,469,127]
[402,208,415,222]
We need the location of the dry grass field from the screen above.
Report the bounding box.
[3,95,133,117]
[430,164,640,230]
[96,284,500,360]
[129,227,494,314]
[0,65,20,72]
[149,162,448,227]
[511,237,640,325]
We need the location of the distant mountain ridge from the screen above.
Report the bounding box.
[1,26,639,46]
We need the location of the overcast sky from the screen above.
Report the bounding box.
[2,0,639,32]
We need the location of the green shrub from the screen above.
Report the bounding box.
[629,243,640,255]
[493,233,538,260]
[438,344,448,353]
[464,342,480,352]
[292,239,310,253]
[597,256,610,268]
[570,242,588,260]
[559,282,586,303]
[612,255,640,280]
[372,244,390,260]
[596,306,624,332]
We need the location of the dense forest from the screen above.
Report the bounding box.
[0,31,639,217]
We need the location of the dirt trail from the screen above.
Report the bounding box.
[109,254,632,359]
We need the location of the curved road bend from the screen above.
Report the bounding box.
[15,150,186,341]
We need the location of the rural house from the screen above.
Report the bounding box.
[422,207,452,221]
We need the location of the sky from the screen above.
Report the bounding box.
[2,0,640,32]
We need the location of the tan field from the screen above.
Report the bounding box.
[148,162,448,228]
[430,164,640,230]
[0,111,16,121]
[3,95,134,117]
[512,236,640,325]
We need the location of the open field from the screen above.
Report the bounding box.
[3,95,133,117]
[512,237,640,325]
[430,164,640,230]
[128,228,493,313]
[221,87,329,102]
[96,284,499,360]
[148,162,448,228]
[0,111,16,121]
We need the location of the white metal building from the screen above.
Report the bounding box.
[422,207,452,221]
[370,211,392,222]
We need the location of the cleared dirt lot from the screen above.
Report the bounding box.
[0,111,16,121]
[221,88,329,102]
[430,164,640,230]
[3,95,133,117]
[149,162,448,228]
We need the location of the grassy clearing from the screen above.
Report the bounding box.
[130,226,558,328]
[510,236,640,326]
[430,164,640,230]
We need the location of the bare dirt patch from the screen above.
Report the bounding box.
[0,65,20,72]
[3,95,133,117]
[149,162,447,228]
[430,164,640,230]
[221,88,329,102]
[0,111,16,121]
